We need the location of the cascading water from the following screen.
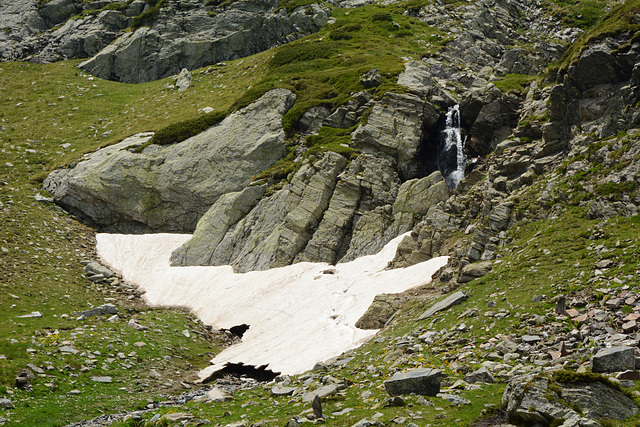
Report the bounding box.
[439,104,467,189]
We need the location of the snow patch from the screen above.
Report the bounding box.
[96,232,448,378]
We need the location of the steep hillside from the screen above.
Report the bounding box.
[1,0,640,426]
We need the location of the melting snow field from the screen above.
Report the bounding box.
[96,233,448,380]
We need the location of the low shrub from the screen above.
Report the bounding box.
[329,24,363,41]
[149,110,228,146]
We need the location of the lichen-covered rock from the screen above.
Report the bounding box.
[459,260,492,283]
[200,152,347,272]
[460,85,519,156]
[570,41,631,92]
[44,88,295,232]
[0,0,130,62]
[503,373,639,426]
[390,171,451,235]
[295,175,361,264]
[591,346,637,373]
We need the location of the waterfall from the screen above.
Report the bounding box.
[440,104,466,189]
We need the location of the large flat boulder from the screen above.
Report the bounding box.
[591,346,637,373]
[384,368,442,396]
[417,291,468,320]
[44,88,295,233]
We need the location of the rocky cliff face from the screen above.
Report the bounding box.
[0,0,139,63]
[78,0,330,83]
[0,0,328,81]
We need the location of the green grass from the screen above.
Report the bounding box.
[304,125,360,159]
[247,0,449,134]
[493,73,539,94]
[0,59,243,426]
[543,0,609,30]
[131,0,168,29]
[550,0,640,75]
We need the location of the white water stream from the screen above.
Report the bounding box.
[96,232,448,379]
[442,104,467,188]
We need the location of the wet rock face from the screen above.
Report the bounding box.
[352,92,440,180]
[43,89,296,233]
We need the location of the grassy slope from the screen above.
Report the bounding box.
[2,0,639,425]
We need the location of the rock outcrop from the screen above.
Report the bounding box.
[171,151,451,271]
[503,373,639,426]
[352,92,439,180]
[43,88,295,232]
[0,0,136,63]
[78,0,329,83]
[0,0,328,82]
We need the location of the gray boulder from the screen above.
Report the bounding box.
[361,69,381,87]
[355,294,399,330]
[591,346,637,373]
[464,366,494,384]
[302,382,347,403]
[570,41,630,92]
[74,304,118,320]
[78,0,329,83]
[350,420,384,427]
[503,373,638,425]
[0,398,15,409]
[298,106,331,133]
[175,68,192,92]
[459,260,492,283]
[44,89,295,232]
[417,291,468,320]
[384,368,442,396]
[84,261,114,278]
